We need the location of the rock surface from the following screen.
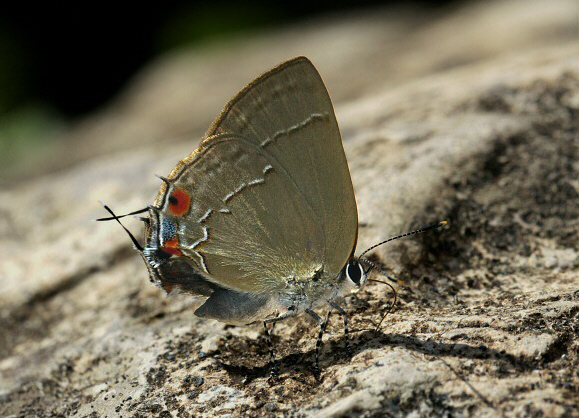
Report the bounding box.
[1,1,578,417]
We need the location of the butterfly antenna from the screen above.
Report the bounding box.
[359,221,447,259]
[97,202,144,252]
[96,206,149,221]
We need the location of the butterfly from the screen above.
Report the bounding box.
[99,57,445,378]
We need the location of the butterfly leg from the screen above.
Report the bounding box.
[329,301,352,357]
[263,308,298,379]
[262,321,278,379]
[306,309,331,378]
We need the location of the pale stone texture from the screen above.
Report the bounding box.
[1,0,578,417]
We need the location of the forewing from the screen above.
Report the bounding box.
[206,56,358,277]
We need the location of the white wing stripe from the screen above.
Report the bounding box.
[260,112,328,148]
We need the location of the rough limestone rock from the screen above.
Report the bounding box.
[1,1,578,416]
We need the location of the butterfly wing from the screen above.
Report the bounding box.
[147,57,357,301]
[206,56,358,277]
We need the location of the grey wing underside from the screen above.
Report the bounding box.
[153,57,358,324]
[156,134,327,324]
[206,57,358,276]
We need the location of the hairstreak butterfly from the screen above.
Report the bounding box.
[99,57,446,378]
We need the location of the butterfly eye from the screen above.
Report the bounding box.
[346,260,365,286]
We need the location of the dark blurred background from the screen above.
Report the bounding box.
[0,0,462,182]
[0,1,458,119]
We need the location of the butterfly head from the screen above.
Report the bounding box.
[343,259,367,290]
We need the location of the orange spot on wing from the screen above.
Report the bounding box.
[164,237,179,247]
[160,247,182,257]
[167,189,191,216]
[160,237,182,256]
